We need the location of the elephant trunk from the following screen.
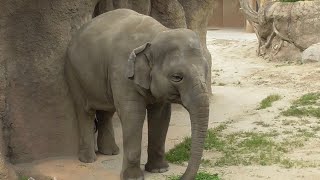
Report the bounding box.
[181,80,209,179]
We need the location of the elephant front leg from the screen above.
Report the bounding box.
[145,103,171,173]
[117,101,146,180]
[77,108,97,163]
[96,110,120,155]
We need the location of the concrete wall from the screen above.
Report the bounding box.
[223,0,245,27]
[208,0,223,28]
[208,0,246,28]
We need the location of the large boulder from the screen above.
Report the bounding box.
[240,0,320,62]
[302,43,320,63]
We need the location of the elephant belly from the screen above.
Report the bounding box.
[79,77,115,112]
[85,98,115,112]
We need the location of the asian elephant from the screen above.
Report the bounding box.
[65,9,209,180]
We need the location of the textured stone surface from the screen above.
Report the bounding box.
[240,0,320,61]
[0,5,10,178]
[150,0,187,28]
[94,0,151,17]
[0,160,17,180]
[179,0,213,92]
[0,0,100,164]
[272,2,320,50]
[302,43,320,63]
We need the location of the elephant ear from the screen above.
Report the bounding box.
[126,43,152,89]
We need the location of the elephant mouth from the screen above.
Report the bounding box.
[168,94,182,104]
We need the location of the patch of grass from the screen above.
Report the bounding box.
[205,124,227,151]
[297,128,315,139]
[282,93,320,118]
[312,126,320,132]
[167,172,221,180]
[280,158,295,168]
[239,133,276,150]
[281,129,316,151]
[293,93,320,106]
[282,138,304,149]
[165,137,191,164]
[166,124,286,167]
[214,123,228,132]
[280,159,320,168]
[258,94,281,110]
[283,130,293,134]
[300,119,311,125]
[204,133,226,150]
[19,176,29,180]
[282,119,296,126]
[214,131,286,167]
[201,159,213,167]
[283,107,320,118]
[166,124,227,164]
[218,83,226,86]
[282,107,306,117]
[166,121,317,168]
[253,121,271,127]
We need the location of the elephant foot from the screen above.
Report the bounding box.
[79,150,97,163]
[122,167,144,180]
[98,144,120,155]
[145,160,169,173]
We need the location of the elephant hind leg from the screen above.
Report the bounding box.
[65,64,97,163]
[96,110,120,155]
[77,107,97,163]
[145,103,171,173]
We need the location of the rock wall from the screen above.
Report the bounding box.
[222,0,245,27]
[0,0,214,176]
[0,6,11,178]
[0,0,100,164]
[240,0,320,62]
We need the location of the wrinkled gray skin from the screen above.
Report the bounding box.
[65,9,209,180]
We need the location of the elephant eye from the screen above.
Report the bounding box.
[171,74,183,82]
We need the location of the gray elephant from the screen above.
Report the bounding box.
[65,9,209,180]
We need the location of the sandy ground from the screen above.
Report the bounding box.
[15,29,320,180]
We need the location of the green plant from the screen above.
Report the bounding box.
[258,94,281,109]
[282,92,320,118]
[19,176,29,180]
[166,121,317,168]
[254,121,271,127]
[165,124,227,164]
[293,92,320,106]
[165,137,191,164]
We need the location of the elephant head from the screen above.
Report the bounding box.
[127,29,209,179]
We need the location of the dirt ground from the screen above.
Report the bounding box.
[15,29,320,180]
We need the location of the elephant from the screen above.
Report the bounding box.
[65,9,209,180]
